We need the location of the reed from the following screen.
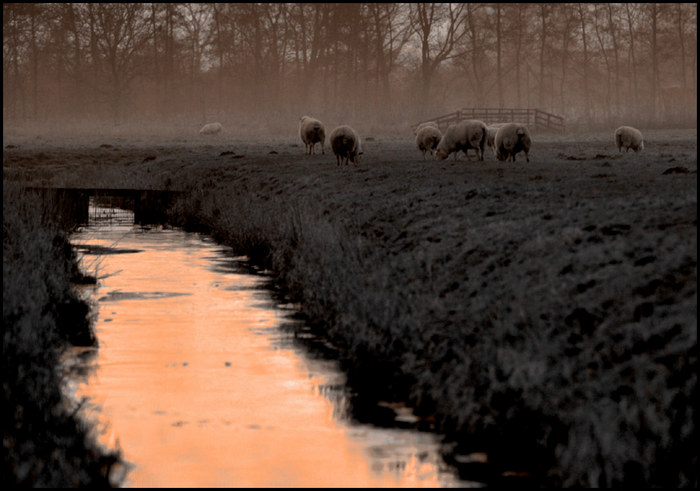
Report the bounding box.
[166,153,696,488]
[3,181,122,486]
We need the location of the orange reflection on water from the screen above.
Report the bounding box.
[68,226,468,488]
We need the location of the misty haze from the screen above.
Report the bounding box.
[3,3,697,138]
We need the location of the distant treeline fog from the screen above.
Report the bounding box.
[3,3,697,135]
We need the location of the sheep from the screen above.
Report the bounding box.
[415,125,443,160]
[614,126,644,152]
[486,123,508,156]
[434,120,487,161]
[199,122,223,135]
[494,122,532,162]
[413,121,439,135]
[299,116,326,155]
[329,125,363,166]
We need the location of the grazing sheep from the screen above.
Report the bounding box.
[199,122,223,135]
[486,123,508,156]
[435,120,487,161]
[415,125,443,160]
[299,116,326,155]
[614,126,644,152]
[494,123,532,162]
[413,121,439,135]
[329,125,363,166]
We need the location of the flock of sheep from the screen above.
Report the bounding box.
[198,117,645,164]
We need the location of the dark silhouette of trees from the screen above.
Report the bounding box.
[2,3,696,131]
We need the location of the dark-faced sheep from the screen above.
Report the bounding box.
[199,122,223,135]
[614,126,644,152]
[415,125,443,160]
[435,120,487,161]
[494,123,531,162]
[299,116,326,155]
[330,125,363,166]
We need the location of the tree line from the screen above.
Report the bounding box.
[3,3,697,132]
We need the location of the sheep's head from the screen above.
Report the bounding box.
[434,148,449,160]
[353,146,363,164]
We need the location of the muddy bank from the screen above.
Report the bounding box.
[3,128,697,486]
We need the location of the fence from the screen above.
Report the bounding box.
[413,108,565,133]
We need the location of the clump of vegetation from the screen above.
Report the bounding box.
[167,153,696,488]
[3,182,121,486]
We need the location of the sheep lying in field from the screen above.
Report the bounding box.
[299,116,326,155]
[486,123,508,156]
[435,120,487,161]
[199,122,223,135]
[614,126,644,152]
[329,125,363,166]
[494,122,531,162]
[413,121,439,135]
[415,125,443,160]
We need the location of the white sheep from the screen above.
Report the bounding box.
[299,116,326,155]
[415,125,443,160]
[434,120,487,161]
[413,121,439,135]
[614,126,644,152]
[494,122,532,162]
[199,122,223,135]
[486,123,508,156]
[329,125,363,166]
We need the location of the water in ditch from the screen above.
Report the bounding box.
[64,206,477,488]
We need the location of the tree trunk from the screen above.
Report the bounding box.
[496,4,503,108]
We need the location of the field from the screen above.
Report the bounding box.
[3,127,697,487]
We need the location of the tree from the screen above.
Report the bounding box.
[86,3,151,124]
[408,3,468,116]
[363,3,411,113]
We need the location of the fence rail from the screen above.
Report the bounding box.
[413,108,565,133]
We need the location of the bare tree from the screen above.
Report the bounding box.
[408,3,468,116]
[288,4,331,109]
[457,4,490,107]
[623,3,641,121]
[177,3,214,119]
[363,3,411,113]
[575,4,591,123]
[2,3,696,131]
[86,3,151,124]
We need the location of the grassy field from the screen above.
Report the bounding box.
[3,128,697,487]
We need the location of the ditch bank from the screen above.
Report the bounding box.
[3,183,122,487]
[165,137,696,488]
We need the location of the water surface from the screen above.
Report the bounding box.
[66,223,473,487]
